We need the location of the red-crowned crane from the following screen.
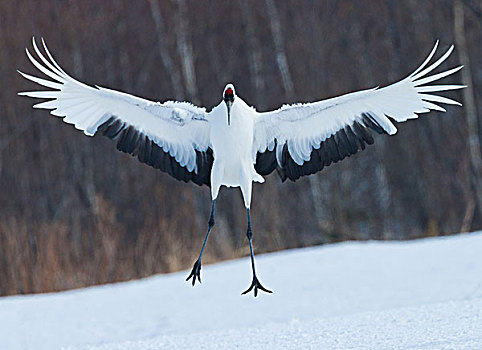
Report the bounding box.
[19,38,464,296]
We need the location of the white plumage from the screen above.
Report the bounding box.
[19,38,464,296]
[254,42,463,169]
[19,39,210,174]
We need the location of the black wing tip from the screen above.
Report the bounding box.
[98,117,212,186]
[276,115,388,181]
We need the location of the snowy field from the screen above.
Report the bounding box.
[1,232,482,350]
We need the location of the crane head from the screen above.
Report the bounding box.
[223,84,235,126]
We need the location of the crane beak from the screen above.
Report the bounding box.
[226,100,232,126]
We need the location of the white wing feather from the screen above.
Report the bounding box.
[18,38,210,173]
[254,41,465,166]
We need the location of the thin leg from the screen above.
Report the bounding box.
[242,208,272,297]
[186,199,216,286]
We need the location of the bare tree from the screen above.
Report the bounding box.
[239,0,266,102]
[264,0,294,100]
[453,0,482,223]
[172,0,199,104]
[147,0,185,100]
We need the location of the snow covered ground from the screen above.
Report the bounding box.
[1,232,482,350]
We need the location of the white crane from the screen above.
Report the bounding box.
[19,38,464,296]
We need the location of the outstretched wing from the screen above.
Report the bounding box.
[19,38,213,186]
[254,42,465,181]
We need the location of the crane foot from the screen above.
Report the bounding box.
[242,275,272,297]
[186,259,202,286]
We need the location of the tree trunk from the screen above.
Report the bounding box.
[147,0,185,100]
[453,0,482,222]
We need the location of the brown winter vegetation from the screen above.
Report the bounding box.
[0,0,480,296]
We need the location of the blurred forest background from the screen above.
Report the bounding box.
[0,0,480,296]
